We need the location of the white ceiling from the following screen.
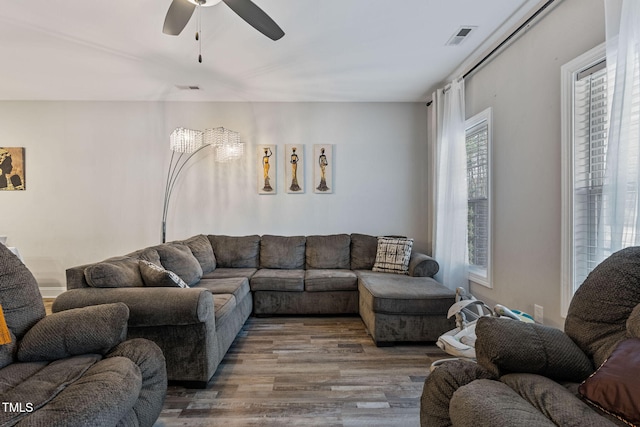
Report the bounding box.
[0,0,540,102]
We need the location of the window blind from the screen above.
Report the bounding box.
[572,61,607,292]
[466,120,489,269]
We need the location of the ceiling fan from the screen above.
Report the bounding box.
[163,0,285,41]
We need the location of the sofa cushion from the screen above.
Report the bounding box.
[0,354,103,426]
[501,373,620,427]
[197,277,250,302]
[358,272,454,315]
[372,236,413,274]
[154,244,203,286]
[250,269,305,291]
[9,356,142,427]
[450,378,558,427]
[212,293,237,324]
[350,233,378,270]
[139,260,189,288]
[260,235,306,269]
[201,268,257,280]
[178,235,216,274]
[208,235,261,268]
[306,234,351,269]
[84,257,145,288]
[579,338,640,426]
[304,269,358,292]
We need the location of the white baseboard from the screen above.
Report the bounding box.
[40,287,66,298]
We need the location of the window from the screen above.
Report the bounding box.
[466,108,492,287]
[572,60,608,288]
[561,44,607,316]
[563,42,640,316]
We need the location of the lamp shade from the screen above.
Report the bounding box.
[170,127,204,153]
[204,127,244,162]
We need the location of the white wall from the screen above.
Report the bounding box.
[464,0,605,328]
[0,101,428,296]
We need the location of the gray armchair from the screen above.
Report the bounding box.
[0,243,167,427]
[421,246,640,427]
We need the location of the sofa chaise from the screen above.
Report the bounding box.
[54,233,455,386]
[0,243,167,427]
[420,246,640,427]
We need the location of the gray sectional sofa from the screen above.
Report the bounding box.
[54,233,455,386]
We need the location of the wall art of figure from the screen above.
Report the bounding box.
[257,145,276,194]
[285,144,304,193]
[0,147,25,191]
[313,144,333,194]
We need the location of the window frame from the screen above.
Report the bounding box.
[465,107,492,288]
[560,43,606,318]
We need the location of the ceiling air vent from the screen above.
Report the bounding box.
[175,85,201,90]
[446,26,477,46]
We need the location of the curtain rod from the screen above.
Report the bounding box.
[427,0,558,107]
[462,0,557,79]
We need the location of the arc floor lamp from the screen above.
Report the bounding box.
[162,126,244,243]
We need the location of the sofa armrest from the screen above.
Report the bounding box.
[107,338,167,427]
[17,303,129,362]
[66,264,92,289]
[53,287,213,328]
[420,359,496,427]
[475,316,594,382]
[408,252,439,277]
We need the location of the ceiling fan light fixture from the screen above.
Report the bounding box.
[187,0,222,7]
[163,0,284,40]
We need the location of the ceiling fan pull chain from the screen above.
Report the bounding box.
[197,4,202,63]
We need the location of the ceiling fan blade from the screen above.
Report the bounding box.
[163,0,197,36]
[222,0,285,41]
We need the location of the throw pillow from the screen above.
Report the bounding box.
[372,236,413,274]
[154,244,203,286]
[579,338,640,426]
[139,260,189,288]
[0,304,11,345]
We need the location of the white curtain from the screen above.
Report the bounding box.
[599,0,640,255]
[432,78,469,291]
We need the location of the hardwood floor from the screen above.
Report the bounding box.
[43,299,449,426]
[154,316,449,427]
[43,298,54,315]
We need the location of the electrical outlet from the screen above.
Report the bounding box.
[534,304,544,324]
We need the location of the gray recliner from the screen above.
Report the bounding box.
[421,246,640,427]
[0,243,167,427]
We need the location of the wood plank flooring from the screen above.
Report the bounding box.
[154,316,449,427]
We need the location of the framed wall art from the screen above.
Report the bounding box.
[257,144,276,194]
[285,144,304,194]
[313,144,333,194]
[0,147,25,191]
